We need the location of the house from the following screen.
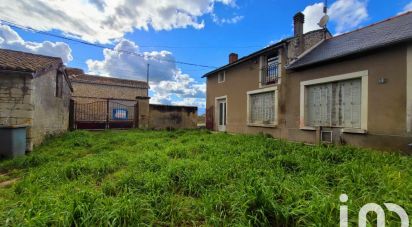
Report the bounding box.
[203,13,331,136]
[204,11,412,153]
[285,11,412,152]
[67,68,150,129]
[0,49,72,152]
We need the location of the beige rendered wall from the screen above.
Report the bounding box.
[206,50,287,138]
[286,44,411,153]
[149,104,197,129]
[0,72,34,150]
[31,70,71,149]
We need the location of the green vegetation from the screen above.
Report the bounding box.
[0,130,411,226]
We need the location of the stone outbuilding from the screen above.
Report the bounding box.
[0,49,72,151]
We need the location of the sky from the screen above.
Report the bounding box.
[0,0,411,115]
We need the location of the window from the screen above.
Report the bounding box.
[305,78,362,128]
[218,71,225,83]
[260,55,280,86]
[55,72,63,97]
[248,89,277,126]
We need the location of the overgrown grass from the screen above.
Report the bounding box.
[0,130,410,226]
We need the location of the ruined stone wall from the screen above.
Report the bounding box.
[149,104,197,130]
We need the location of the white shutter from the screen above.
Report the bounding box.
[340,79,361,128]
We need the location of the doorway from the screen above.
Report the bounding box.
[216,97,227,132]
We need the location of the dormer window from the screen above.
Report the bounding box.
[218,71,226,83]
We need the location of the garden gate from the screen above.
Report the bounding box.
[70,99,139,130]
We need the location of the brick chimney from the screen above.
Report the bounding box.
[229,53,238,64]
[293,12,305,37]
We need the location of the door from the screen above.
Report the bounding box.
[217,98,227,132]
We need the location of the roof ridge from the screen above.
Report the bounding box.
[79,74,148,84]
[0,48,62,60]
[330,11,412,40]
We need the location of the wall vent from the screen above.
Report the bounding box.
[321,130,333,143]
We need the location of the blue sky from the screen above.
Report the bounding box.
[0,0,412,114]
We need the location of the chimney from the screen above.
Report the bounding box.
[293,12,305,37]
[229,53,238,64]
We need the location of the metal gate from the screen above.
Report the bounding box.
[71,99,138,130]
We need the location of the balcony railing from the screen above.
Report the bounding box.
[261,63,280,85]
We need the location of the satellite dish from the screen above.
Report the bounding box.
[318,14,330,28]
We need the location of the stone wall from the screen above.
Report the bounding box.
[287,29,330,62]
[72,82,147,101]
[30,70,71,150]
[0,72,34,150]
[149,104,197,129]
[0,70,71,151]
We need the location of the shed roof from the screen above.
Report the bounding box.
[70,74,149,89]
[0,48,62,73]
[287,11,412,69]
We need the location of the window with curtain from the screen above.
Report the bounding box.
[305,78,362,128]
[249,91,276,125]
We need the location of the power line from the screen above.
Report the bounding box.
[0,18,218,69]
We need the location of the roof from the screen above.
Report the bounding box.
[288,11,412,70]
[202,29,328,78]
[0,48,62,73]
[70,74,149,89]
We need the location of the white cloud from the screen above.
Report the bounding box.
[302,3,324,33]
[302,0,368,34]
[0,24,72,63]
[86,39,205,108]
[211,14,244,25]
[329,0,368,33]
[0,0,237,44]
[399,1,412,14]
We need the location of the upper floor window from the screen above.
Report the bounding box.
[218,71,226,83]
[261,55,280,86]
[55,72,63,97]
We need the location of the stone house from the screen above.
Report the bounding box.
[204,11,412,153]
[0,49,72,151]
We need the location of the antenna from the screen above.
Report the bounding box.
[324,0,328,14]
[318,0,329,28]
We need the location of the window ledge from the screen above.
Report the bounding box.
[341,128,367,134]
[300,126,316,131]
[247,123,277,128]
